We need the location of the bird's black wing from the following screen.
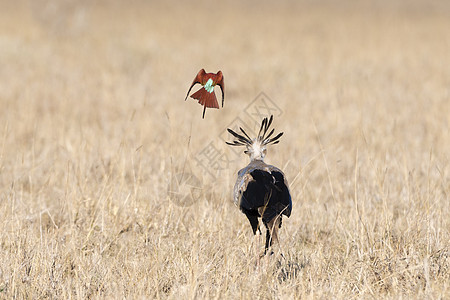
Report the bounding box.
[270,171,292,217]
[240,207,260,235]
[239,169,292,225]
[239,169,273,211]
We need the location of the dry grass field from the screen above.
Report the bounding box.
[0,0,449,298]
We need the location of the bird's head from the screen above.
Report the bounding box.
[244,139,267,161]
[226,115,283,162]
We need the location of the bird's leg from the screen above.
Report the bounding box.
[255,227,265,263]
[264,217,281,255]
[257,230,270,260]
[264,228,272,255]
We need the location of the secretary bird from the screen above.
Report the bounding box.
[226,115,292,256]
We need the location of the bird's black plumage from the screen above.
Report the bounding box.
[240,169,292,234]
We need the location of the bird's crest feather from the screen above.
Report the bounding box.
[226,115,283,161]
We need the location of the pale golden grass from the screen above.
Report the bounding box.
[0,0,449,298]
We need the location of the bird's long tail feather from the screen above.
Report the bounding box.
[191,88,219,109]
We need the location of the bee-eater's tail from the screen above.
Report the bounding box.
[191,88,219,109]
[190,87,219,118]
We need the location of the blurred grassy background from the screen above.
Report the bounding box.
[0,0,449,298]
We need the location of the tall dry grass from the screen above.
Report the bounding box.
[0,0,449,298]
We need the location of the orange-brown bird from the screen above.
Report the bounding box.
[185,69,225,118]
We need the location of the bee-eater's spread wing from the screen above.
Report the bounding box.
[184,68,207,101]
[215,71,225,108]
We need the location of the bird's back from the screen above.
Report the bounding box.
[233,160,292,223]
